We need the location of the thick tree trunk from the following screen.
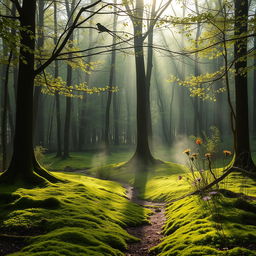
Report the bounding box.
[131,35,155,165]
[0,0,44,183]
[234,0,255,170]
[0,0,59,185]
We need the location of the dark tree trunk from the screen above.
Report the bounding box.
[105,2,117,151]
[54,1,62,157]
[234,0,255,170]
[0,0,59,185]
[0,0,44,183]
[46,99,55,150]
[113,93,120,145]
[33,0,45,146]
[63,0,75,159]
[131,31,155,165]
[253,11,256,139]
[1,52,12,170]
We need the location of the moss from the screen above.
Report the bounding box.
[0,172,147,256]
[12,197,61,209]
[3,157,256,256]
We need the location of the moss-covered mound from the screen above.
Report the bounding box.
[0,173,149,256]
[151,192,256,256]
[89,161,256,255]
[147,170,256,256]
[88,161,189,201]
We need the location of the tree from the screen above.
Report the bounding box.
[123,0,171,166]
[0,0,102,185]
[104,0,117,152]
[63,0,76,159]
[233,0,255,170]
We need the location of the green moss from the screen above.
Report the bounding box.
[40,151,133,171]
[12,196,61,209]
[0,172,146,256]
[2,155,256,256]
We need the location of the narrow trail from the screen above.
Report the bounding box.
[66,170,167,255]
[125,186,166,256]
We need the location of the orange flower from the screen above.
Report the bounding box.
[205,153,212,159]
[223,150,232,157]
[183,149,191,155]
[192,153,199,159]
[195,138,202,145]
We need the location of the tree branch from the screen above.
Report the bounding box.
[34,0,104,75]
[169,167,256,203]
[9,0,21,15]
[0,14,19,19]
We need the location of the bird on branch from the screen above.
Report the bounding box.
[96,23,123,41]
[96,23,112,33]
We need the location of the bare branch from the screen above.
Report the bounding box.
[34,0,104,75]
[9,0,21,15]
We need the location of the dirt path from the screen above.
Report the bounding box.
[125,186,166,256]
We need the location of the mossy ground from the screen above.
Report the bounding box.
[0,172,150,256]
[41,151,133,171]
[88,156,256,256]
[1,151,256,256]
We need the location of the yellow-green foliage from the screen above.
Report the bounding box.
[0,173,149,256]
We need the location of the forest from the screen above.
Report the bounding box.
[0,0,256,255]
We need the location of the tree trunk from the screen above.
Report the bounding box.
[63,0,75,159]
[104,1,117,152]
[130,21,155,165]
[0,0,59,185]
[1,51,12,170]
[33,0,45,146]
[253,10,256,139]
[0,0,44,183]
[234,0,255,170]
[54,1,62,157]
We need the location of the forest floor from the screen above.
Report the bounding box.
[60,170,167,255]
[1,157,256,256]
[124,185,165,256]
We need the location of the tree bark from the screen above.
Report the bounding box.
[53,1,62,157]
[63,0,75,159]
[0,0,45,183]
[104,1,117,151]
[33,0,45,146]
[234,0,255,170]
